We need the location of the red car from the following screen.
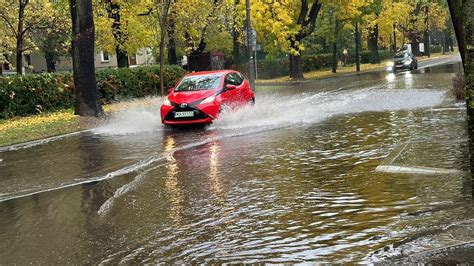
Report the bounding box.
[160,70,255,125]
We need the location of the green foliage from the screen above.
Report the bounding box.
[0,73,75,119]
[257,54,333,79]
[96,65,185,101]
[257,50,392,79]
[0,65,186,119]
[359,49,391,64]
[430,45,442,54]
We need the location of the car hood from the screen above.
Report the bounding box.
[168,90,216,104]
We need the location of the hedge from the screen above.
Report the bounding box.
[0,65,186,119]
[257,50,391,79]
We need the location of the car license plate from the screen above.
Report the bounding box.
[174,111,194,118]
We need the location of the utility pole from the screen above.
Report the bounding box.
[246,0,256,92]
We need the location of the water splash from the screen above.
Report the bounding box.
[93,97,164,135]
[211,88,446,131]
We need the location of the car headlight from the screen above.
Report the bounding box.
[163,98,172,106]
[387,62,394,67]
[404,60,412,66]
[201,95,216,104]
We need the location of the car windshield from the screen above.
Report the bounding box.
[394,52,409,59]
[174,74,222,92]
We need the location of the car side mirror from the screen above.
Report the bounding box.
[225,84,237,90]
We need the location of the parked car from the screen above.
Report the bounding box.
[160,70,255,126]
[386,51,418,72]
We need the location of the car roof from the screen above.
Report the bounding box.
[185,70,238,77]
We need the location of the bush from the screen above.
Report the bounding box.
[0,73,75,119]
[257,59,289,79]
[256,50,391,79]
[430,45,442,54]
[96,65,185,102]
[0,65,186,119]
[302,53,333,71]
[452,71,465,101]
[359,50,391,64]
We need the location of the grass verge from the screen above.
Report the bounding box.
[0,109,86,147]
[0,98,159,147]
[257,52,455,84]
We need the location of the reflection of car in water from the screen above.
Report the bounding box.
[386,51,418,72]
[160,70,255,126]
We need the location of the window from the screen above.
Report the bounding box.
[234,73,244,85]
[174,74,222,92]
[24,54,31,66]
[101,51,110,62]
[225,73,244,86]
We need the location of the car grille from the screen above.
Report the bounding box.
[165,106,209,121]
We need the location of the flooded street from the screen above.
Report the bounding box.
[1,55,472,263]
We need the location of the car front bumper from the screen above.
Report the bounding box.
[161,102,220,125]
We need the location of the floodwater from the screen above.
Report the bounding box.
[1,55,472,263]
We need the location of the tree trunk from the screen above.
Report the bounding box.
[393,24,397,52]
[116,46,129,68]
[289,38,304,80]
[160,30,166,95]
[423,30,431,57]
[106,0,128,68]
[411,38,421,56]
[16,0,27,75]
[459,0,474,173]
[70,0,104,117]
[368,24,380,64]
[232,26,240,65]
[16,43,23,75]
[447,0,465,68]
[332,41,337,74]
[443,30,449,54]
[159,0,172,96]
[45,51,56,73]
[167,19,177,65]
[355,22,360,72]
[232,0,240,66]
[289,54,303,80]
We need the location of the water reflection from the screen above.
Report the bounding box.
[163,134,185,225]
[208,141,224,204]
[404,72,414,87]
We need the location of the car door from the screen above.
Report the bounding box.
[220,73,242,107]
[236,72,253,102]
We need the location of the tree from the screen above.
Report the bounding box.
[151,0,173,95]
[447,0,465,67]
[251,0,322,80]
[94,0,155,68]
[172,0,234,70]
[232,0,241,65]
[446,0,474,172]
[0,0,44,74]
[377,1,411,53]
[70,0,104,116]
[395,0,448,56]
[321,0,370,72]
[31,0,70,72]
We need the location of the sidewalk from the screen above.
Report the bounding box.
[257,53,456,87]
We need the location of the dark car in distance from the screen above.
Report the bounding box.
[386,51,418,72]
